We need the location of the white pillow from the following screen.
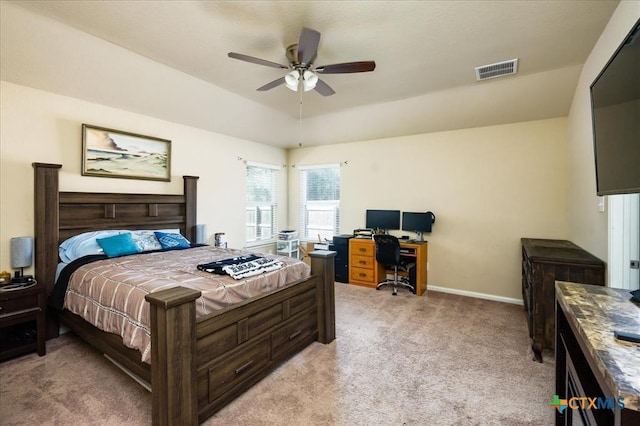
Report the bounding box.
[130,229,179,252]
[59,230,125,263]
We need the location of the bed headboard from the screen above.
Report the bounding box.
[33,163,199,295]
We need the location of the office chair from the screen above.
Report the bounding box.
[373,234,416,296]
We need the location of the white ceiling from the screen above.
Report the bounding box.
[1,1,619,148]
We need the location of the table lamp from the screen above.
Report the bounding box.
[10,236,33,284]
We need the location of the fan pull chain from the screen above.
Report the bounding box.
[298,88,303,147]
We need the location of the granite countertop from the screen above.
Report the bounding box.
[556,281,640,412]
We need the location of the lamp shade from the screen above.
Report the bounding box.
[10,236,33,269]
[195,224,207,244]
[302,70,318,92]
[284,70,299,91]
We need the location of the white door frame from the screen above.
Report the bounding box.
[608,193,640,290]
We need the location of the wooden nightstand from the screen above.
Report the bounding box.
[0,282,46,361]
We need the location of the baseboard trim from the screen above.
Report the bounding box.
[428,285,523,305]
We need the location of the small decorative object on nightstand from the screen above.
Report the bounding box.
[0,281,46,361]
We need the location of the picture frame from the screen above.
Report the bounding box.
[82,124,171,181]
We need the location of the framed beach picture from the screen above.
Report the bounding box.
[82,124,171,181]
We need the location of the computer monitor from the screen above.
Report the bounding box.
[402,212,433,242]
[365,209,400,233]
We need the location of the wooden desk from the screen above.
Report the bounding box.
[349,238,428,296]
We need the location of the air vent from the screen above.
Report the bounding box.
[475,58,518,81]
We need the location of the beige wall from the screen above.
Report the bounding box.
[567,1,640,263]
[3,1,635,301]
[288,118,569,301]
[1,79,569,302]
[0,81,289,276]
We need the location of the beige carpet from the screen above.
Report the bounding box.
[0,284,555,425]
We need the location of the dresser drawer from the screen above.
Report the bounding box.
[350,267,376,284]
[351,254,374,269]
[207,335,270,403]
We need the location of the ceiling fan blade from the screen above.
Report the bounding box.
[297,27,320,67]
[257,77,286,91]
[228,52,288,69]
[315,61,376,74]
[314,78,335,97]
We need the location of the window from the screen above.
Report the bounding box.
[299,164,340,241]
[246,163,279,245]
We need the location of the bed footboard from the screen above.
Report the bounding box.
[145,250,336,425]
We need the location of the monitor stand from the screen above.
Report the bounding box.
[415,231,424,242]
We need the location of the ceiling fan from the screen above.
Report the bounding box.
[228,27,376,96]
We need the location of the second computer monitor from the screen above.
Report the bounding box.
[402,212,433,242]
[366,209,401,233]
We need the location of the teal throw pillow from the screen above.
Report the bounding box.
[96,233,142,258]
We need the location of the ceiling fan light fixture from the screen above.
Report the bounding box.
[228,27,374,97]
[285,70,299,91]
[302,70,318,91]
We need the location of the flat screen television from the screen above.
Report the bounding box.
[365,209,400,232]
[590,18,640,196]
[402,212,434,242]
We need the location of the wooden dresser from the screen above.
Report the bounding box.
[521,238,605,362]
[349,237,428,296]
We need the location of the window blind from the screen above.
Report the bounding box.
[299,164,340,242]
[246,163,279,245]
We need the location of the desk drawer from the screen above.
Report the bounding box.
[350,241,374,257]
[350,267,376,284]
[351,255,374,270]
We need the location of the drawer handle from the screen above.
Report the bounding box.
[288,330,302,341]
[359,273,366,277]
[359,248,366,252]
[234,360,254,375]
[359,260,366,265]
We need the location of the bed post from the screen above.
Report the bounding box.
[33,163,64,340]
[183,176,198,243]
[32,163,62,297]
[310,250,336,344]
[145,286,202,426]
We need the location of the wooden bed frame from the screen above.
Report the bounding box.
[33,163,336,425]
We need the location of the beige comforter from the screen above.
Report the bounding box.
[63,245,311,363]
